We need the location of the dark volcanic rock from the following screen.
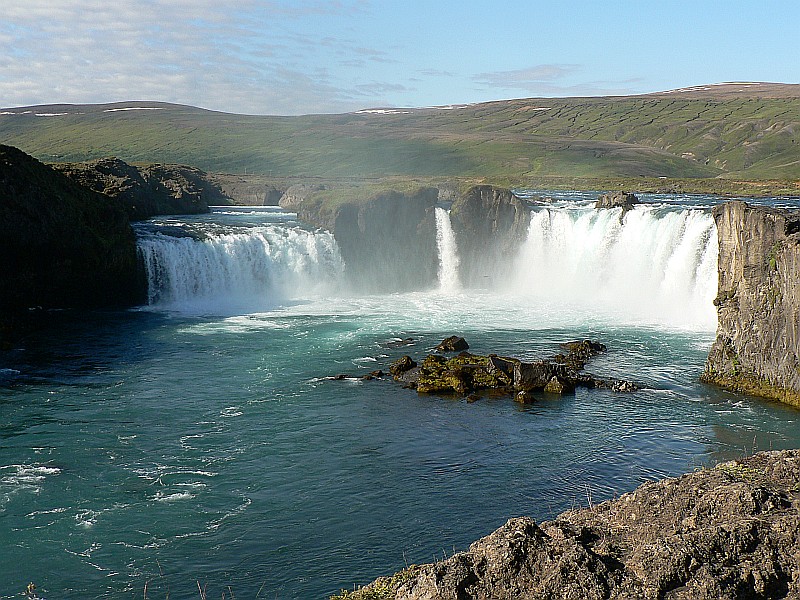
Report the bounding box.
[554,339,607,371]
[449,185,531,286]
[595,190,640,212]
[389,355,417,377]
[434,336,469,352]
[389,340,636,399]
[334,450,800,600]
[55,157,228,220]
[702,201,800,407]
[297,187,439,292]
[0,145,141,311]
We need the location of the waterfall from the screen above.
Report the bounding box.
[137,224,344,314]
[435,207,461,291]
[509,205,718,330]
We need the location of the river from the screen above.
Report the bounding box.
[2,193,799,599]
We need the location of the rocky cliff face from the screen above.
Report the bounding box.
[449,185,531,286]
[333,450,800,600]
[297,187,439,292]
[279,183,329,212]
[0,145,141,312]
[210,173,285,206]
[55,157,229,220]
[702,201,800,407]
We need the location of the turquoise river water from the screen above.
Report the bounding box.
[1,193,799,598]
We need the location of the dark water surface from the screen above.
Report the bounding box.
[2,203,799,599]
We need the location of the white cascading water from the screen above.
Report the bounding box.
[508,205,719,331]
[137,225,344,314]
[435,207,461,291]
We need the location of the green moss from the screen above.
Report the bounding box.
[701,370,800,408]
[716,462,763,483]
[767,241,783,272]
[331,566,420,600]
[416,353,512,395]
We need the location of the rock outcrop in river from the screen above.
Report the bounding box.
[55,157,229,220]
[293,186,440,292]
[390,339,638,399]
[449,185,532,286]
[0,145,140,312]
[702,201,800,407]
[332,449,800,600]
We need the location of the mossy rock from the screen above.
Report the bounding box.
[416,352,514,394]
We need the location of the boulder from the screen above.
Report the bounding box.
[595,191,640,212]
[513,360,558,391]
[543,375,574,396]
[554,339,608,371]
[415,353,513,395]
[434,336,469,352]
[389,355,417,377]
[515,390,537,404]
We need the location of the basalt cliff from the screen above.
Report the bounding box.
[0,145,141,313]
[289,186,440,292]
[290,184,531,292]
[449,185,532,287]
[702,201,800,407]
[55,156,229,220]
[0,146,232,333]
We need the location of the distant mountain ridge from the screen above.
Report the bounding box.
[2,83,799,179]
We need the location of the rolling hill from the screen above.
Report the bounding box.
[1,82,799,181]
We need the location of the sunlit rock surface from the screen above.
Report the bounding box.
[703,201,800,407]
[55,157,228,220]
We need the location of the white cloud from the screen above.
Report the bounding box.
[473,64,580,89]
[0,0,382,114]
[472,64,642,97]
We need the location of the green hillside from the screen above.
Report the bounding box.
[2,83,799,180]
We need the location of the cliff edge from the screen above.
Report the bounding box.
[292,185,440,292]
[449,185,532,286]
[333,450,800,600]
[55,157,229,220]
[702,201,800,407]
[0,145,141,312]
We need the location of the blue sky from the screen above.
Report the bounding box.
[1,0,798,115]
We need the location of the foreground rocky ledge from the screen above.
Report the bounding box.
[333,450,800,599]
